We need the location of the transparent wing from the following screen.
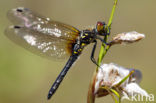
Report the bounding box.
[5,7,80,60]
[5,26,75,60]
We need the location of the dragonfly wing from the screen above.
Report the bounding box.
[5,7,80,60]
[7,7,80,40]
[5,26,74,60]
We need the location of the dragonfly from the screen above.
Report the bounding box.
[5,7,110,100]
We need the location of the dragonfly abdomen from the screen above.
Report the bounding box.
[47,55,78,99]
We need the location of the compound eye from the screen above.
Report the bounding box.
[96,22,104,32]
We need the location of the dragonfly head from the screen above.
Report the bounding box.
[95,21,108,36]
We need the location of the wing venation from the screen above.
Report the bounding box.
[5,7,80,60]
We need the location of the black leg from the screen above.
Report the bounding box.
[96,36,111,45]
[90,40,100,67]
[106,25,110,35]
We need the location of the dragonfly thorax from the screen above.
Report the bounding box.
[80,30,96,44]
[71,30,95,56]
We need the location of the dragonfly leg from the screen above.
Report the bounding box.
[90,40,100,67]
[96,36,111,45]
[106,25,110,35]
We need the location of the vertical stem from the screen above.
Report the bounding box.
[97,0,118,69]
[87,0,118,103]
[108,0,118,27]
[87,72,97,103]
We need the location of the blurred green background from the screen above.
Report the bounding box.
[0,0,155,103]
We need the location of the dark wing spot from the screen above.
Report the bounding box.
[14,26,21,29]
[16,8,23,12]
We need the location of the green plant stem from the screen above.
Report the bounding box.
[108,0,118,27]
[110,88,121,103]
[97,0,118,70]
[87,0,118,103]
[114,70,134,87]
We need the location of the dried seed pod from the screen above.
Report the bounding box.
[110,31,145,45]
